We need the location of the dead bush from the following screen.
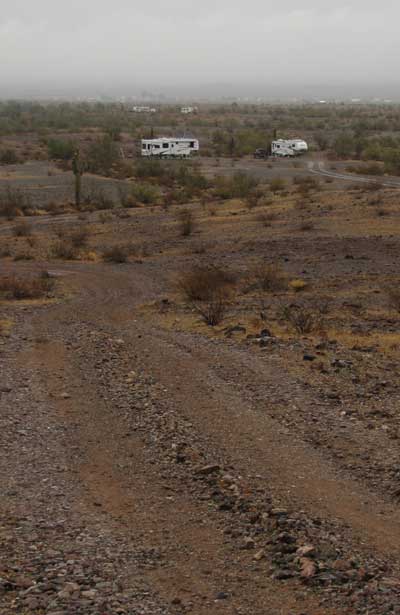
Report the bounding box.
[13,251,34,261]
[179,266,236,302]
[102,244,128,263]
[375,207,389,217]
[69,227,90,248]
[13,220,32,237]
[52,240,78,260]
[257,211,277,227]
[178,208,195,237]
[194,291,228,326]
[0,244,11,258]
[0,272,54,300]
[251,263,287,292]
[280,304,320,334]
[386,287,400,312]
[299,220,315,232]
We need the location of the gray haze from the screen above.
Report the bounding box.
[1,0,399,99]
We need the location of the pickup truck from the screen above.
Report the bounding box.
[253,148,269,159]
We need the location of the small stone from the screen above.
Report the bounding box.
[242,536,255,549]
[296,545,315,557]
[196,464,220,476]
[300,558,317,578]
[81,590,97,599]
[253,549,265,561]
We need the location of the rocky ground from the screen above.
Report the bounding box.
[1,257,400,614]
[2,156,400,614]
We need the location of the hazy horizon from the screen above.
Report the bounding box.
[1,1,399,100]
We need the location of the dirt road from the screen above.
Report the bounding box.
[1,260,400,615]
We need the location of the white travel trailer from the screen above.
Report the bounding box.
[181,106,196,114]
[271,139,308,157]
[132,106,156,113]
[141,137,199,158]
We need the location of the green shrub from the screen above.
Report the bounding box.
[47,138,75,161]
[131,183,160,205]
[0,149,19,165]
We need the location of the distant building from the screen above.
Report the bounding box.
[132,106,156,113]
[141,137,199,158]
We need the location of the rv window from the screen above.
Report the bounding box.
[163,143,169,148]
[142,143,146,149]
[154,145,160,149]
[190,141,195,148]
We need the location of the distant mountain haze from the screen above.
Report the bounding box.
[1,0,399,99]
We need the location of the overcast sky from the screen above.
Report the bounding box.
[1,1,399,98]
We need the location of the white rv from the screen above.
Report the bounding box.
[141,137,199,158]
[271,139,308,157]
[181,106,196,114]
[132,106,156,113]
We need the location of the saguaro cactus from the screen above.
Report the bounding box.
[72,149,84,209]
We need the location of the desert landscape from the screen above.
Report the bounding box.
[1,100,400,615]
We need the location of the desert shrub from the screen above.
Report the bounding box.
[47,138,75,161]
[245,194,259,209]
[0,149,19,165]
[86,135,119,175]
[178,208,195,236]
[179,266,236,302]
[386,287,400,312]
[269,178,286,193]
[257,211,277,227]
[13,250,34,261]
[0,244,11,258]
[69,227,90,248]
[194,291,228,326]
[131,183,160,205]
[113,208,130,219]
[289,279,308,292]
[280,304,320,334]
[0,272,54,300]
[12,220,32,237]
[347,163,384,176]
[83,183,114,210]
[293,176,319,190]
[135,159,166,179]
[214,172,259,199]
[299,220,315,231]
[99,211,113,224]
[251,263,287,292]
[52,240,78,260]
[0,185,31,218]
[363,181,383,192]
[102,244,128,263]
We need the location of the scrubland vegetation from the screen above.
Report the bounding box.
[3,100,400,615]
